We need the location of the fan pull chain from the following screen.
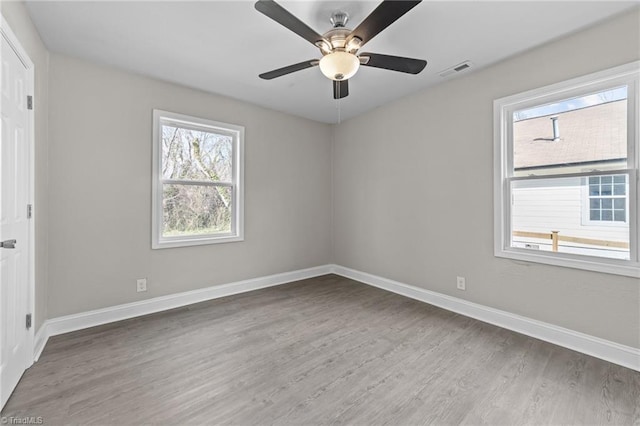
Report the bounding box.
[336,97,342,124]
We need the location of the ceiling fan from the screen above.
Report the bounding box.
[255,0,427,99]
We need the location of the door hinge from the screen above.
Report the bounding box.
[27,95,33,110]
[26,314,32,329]
[27,204,32,219]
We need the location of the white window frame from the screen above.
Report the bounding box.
[493,61,639,277]
[152,110,244,249]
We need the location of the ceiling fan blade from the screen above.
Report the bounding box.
[347,1,422,47]
[255,0,329,48]
[259,60,319,80]
[333,80,349,99]
[360,53,426,74]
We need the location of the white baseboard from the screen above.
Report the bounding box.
[33,324,49,362]
[34,265,332,360]
[330,264,640,372]
[33,263,639,372]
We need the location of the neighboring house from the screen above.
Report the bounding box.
[510,99,629,259]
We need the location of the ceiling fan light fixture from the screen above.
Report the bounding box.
[319,51,360,81]
[345,36,362,53]
[315,40,333,55]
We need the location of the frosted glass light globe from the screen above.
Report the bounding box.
[319,52,360,81]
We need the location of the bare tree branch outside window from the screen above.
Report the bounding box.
[161,125,233,236]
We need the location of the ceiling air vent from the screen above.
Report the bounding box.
[439,61,473,78]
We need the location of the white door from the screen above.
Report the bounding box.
[0,21,33,410]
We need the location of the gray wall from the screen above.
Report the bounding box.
[4,2,639,349]
[47,54,332,317]
[1,2,49,332]
[332,9,640,348]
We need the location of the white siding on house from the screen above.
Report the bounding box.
[511,177,629,259]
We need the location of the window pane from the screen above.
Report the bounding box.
[613,184,625,195]
[589,185,600,196]
[512,87,627,176]
[163,184,232,237]
[614,210,626,222]
[600,184,612,196]
[511,176,629,260]
[613,175,625,183]
[161,124,233,182]
[614,198,625,209]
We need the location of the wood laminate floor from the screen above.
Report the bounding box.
[2,274,639,425]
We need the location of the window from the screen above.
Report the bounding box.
[494,62,639,277]
[586,175,627,223]
[152,110,244,249]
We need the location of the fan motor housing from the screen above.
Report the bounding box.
[321,27,358,55]
[322,28,351,51]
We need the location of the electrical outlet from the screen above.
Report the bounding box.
[136,278,147,292]
[456,276,466,291]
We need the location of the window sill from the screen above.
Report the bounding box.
[152,234,244,249]
[495,247,640,278]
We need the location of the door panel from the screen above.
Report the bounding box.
[0,26,31,410]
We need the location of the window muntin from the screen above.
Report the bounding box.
[152,110,244,249]
[494,62,639,277]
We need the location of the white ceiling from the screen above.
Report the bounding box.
[26,1,636,124]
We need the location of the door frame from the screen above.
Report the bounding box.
[0,15,36,367]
